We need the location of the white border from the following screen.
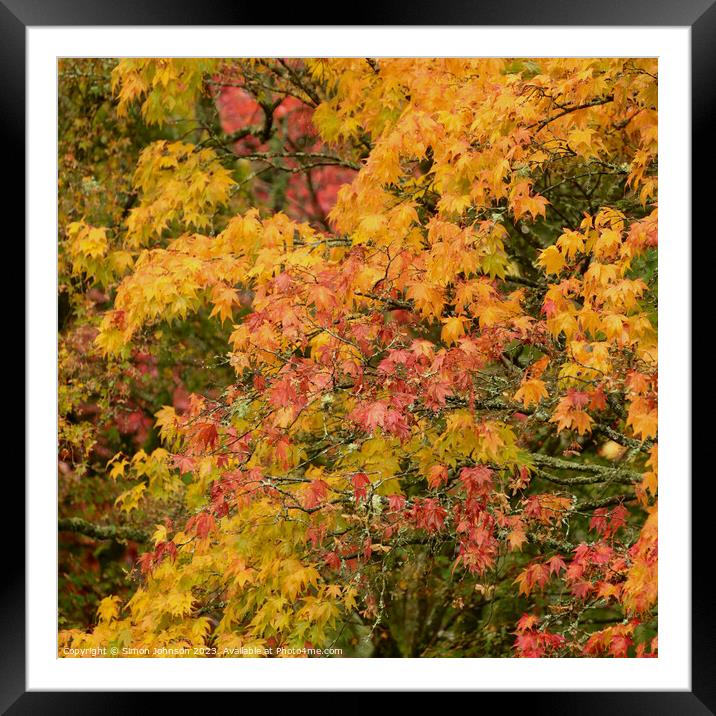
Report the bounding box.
[28,27,691,690]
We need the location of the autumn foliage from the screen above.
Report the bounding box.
[58,58,658,658]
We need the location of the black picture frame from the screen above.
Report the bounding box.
[7,2,706,712]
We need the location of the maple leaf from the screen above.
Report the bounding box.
[459,465,493,499]
[387,494,406,512]
[571,581,593,600]
[97,595,122,624]
[514,378,547,408]
[414,498,447,532]
[189,512,216,540]
[609,634,633,658]
[114,482,146,513]
[538,245,565,275]
[406,282,445,318]
[137,552,155,575]
[557,230,585,259]
[427,464,449,489]
[514,563,550,597]
[424,380,452,409]
[593,229,621,258]
[507,528,528,552]
[440,316,467,346]
[351,472,371,501]
[324,552,341,570]
[567,390,590,409]
[268,376,297,408]
[383,408,411,440]
[567,127,598,157]
[194,422,219,450]
[514,631,543,657]
[308,284,336,312]
[303,479,329,509]
[107,455,128,481]
[626,397,658,440]
[570,411,594,435]
[515,613,540,633]
[546,555,567,576]
[626,371,651,395]
[209,284,239,323]
[596,581,621,601]
[151,524,168,546]
[353,400,388,432]
[172,454,196,475]
[550,397,594,435]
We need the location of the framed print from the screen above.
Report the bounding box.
[8,1,708,712]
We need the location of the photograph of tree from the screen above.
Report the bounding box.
[58,58,658,658]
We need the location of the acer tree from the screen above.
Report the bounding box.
[59,58,658,658]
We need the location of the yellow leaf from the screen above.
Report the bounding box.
[97,595,121,624]
[507,528,527,552]
[627,397,657,440]
[441,315,467,345]
[151,524,168,545]
[114,482,146,513]
[538,245,565,275]
[514,378,547,408]
[556,230,585,260]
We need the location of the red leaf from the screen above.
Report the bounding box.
[195,423,218,450]
[427,464,449,489]
[188,512,216,540]
[172,454,196,475]
[351,472,371,501]
[303,479,329,509]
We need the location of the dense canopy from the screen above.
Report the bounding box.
[58,58,658,658]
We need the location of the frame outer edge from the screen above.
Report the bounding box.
[692,1,716,712]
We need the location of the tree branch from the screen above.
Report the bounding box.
[574,494,639,512]
[530,454,641,482]
[353,290,412,311]
[530,95,615,132]
[533,468,636,487]
[58,517,149,543]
